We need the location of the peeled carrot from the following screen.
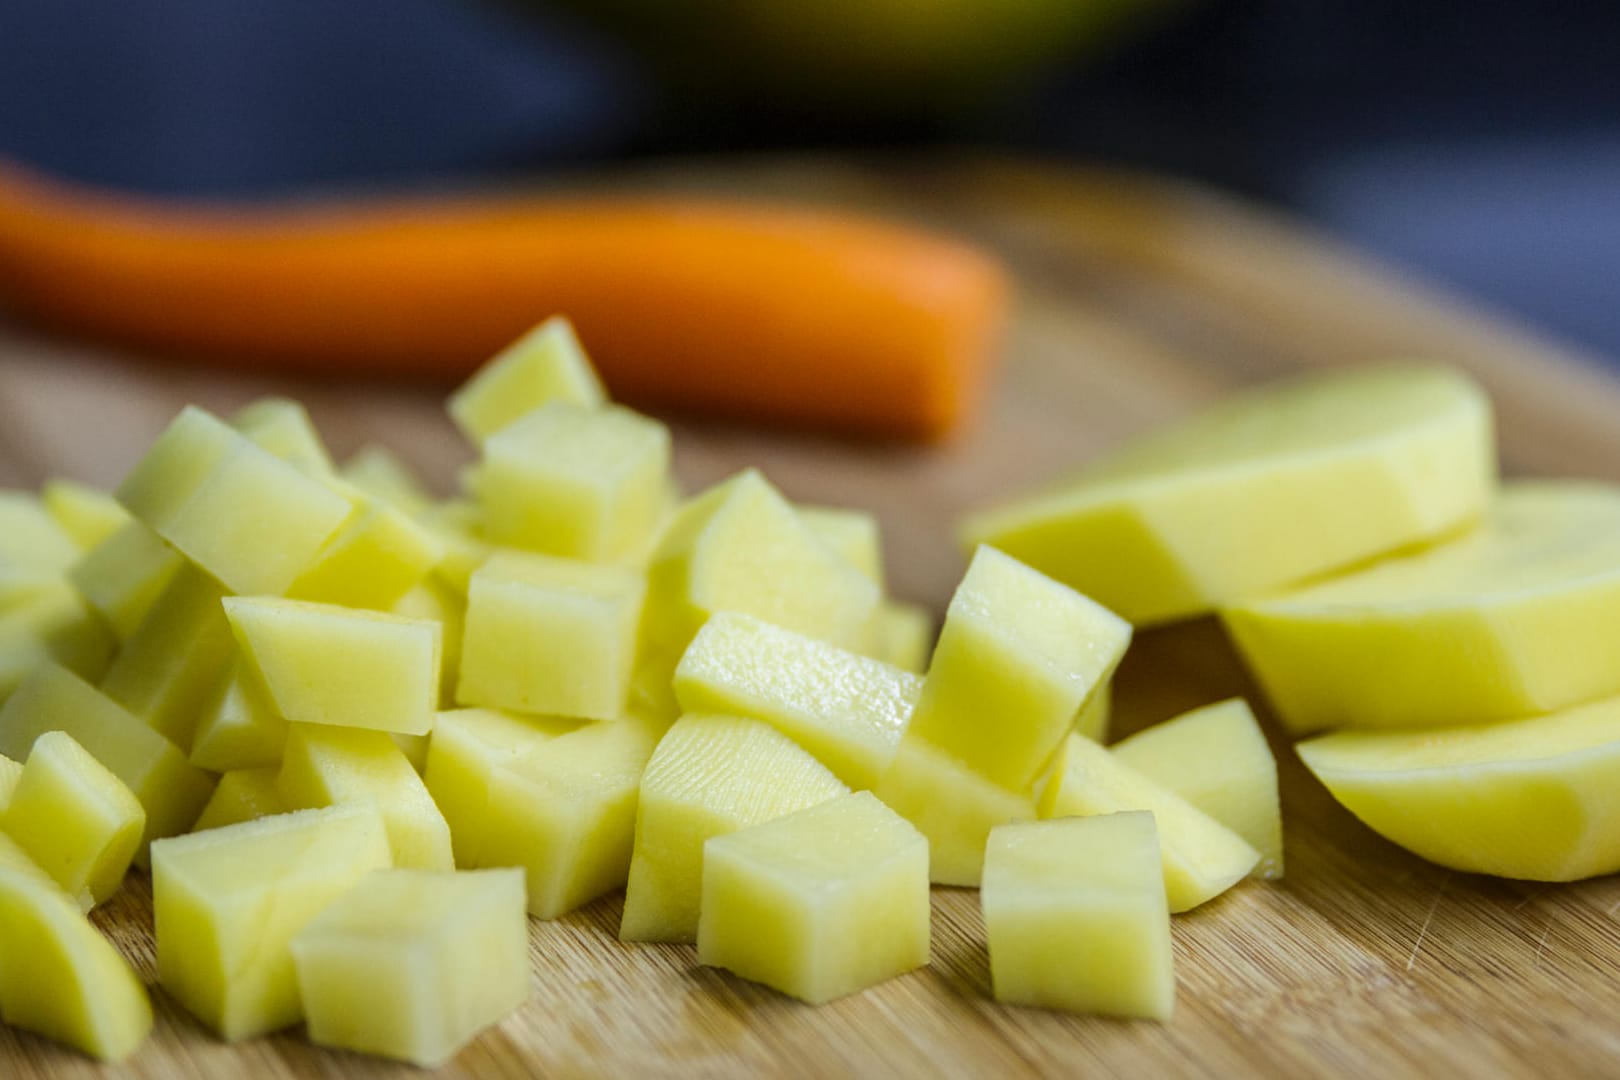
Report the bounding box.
[0,162,1009,440]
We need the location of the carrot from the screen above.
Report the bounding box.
[0,162,1009,440]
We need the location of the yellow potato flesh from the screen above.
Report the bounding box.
[277,724,453,871]
[621,714,847,943]
[1225,481,1620,732]
[231,397,336,477]
[1297,694,1620,880]
[339,445,431,517]
[867,600,933,674]
[67,520,183,641]
[0,491,78,606]
[1112,698,1282,878]
[0,583,115,704]
[698,791,929,1004]
[448,316,606,445]
[42,479,129,551]
[0,752,19,808]
[799,504,885,588]
[908,546,1128,791]
[673,612,921,789]
[983,813,1173,1020]
[1040,734,1258,912]
[963,364,1494,624]
[1075,681,1111,742]
[151,803,392,1040]
[285,486,444,611]
[391,578,465,707]
[192,767,287,833]
[224,597,441,736]
[188,666,288,773]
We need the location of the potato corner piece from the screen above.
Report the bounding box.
[473,401,670,562]
[340,445,432,516]
[621,715,848,943]
[1225,481,1620,734]
[798,504,884,588]
[192,767,288,833]
[449,316,606,444]
[908,546,1128,791]
[868,601,933,674]
[42,479,129,551]
[116,405,351,595]
[0,582,116,704]
[457,552,645,721]
[1297,695,1620,881]
[151,803,392,1041]
[1,730,145,905]
[286,482,444,611]
[0,866,152,1061]
[292,868,530,1067]
[232,396,336,477]
[189,665,288,773]
[1113,698,1282,878]
[1041,734,1257,912]
[698,791,928,1004]
[963,364,1494,625]
[224,597,440,736]
[68,520,184,641]
[0,663,214,855]
[0,490,78,604]
[983,814,1173,1020]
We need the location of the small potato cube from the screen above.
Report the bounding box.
[473,401,670,562]
[278,724,453,871]
[67,520,184,641]
[673,612,920,788]
[983,814,1174,1020]
[697,791,929,1004]
[101,564,237,750]
[868,601,932,673]
[0,583,116,703]
[192,767,288,832]
[448,316,606,445]
[42,479,130,551]
[151,804,392,1040]
[423,708,578,867]
[1,731,145,905]
[414,499,492,596]
[224,597,441,736]
[1075,681,1112,742]
[798,505,884,587]
[231,397,335,477]
[0,491,78,605]
[909,546,1129,791]
[457,553,645,721]
[116,406,352,595]
[0,864,153,1061]
[340,445,431,516]
[292,868,530,1067]
[872,734,1034,887]
[286,484,444,611]
[392,578,466,706]
[480,718,659,918]
[621,715,848,943]
[188,666,289,773]
[0,663,215,855]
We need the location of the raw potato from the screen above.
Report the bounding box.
[1298,694,1620,880]
[1040,734,1259,912]
[67,520,183,641]
[799,504,885,587]
[188,666,289,773]
[232,397,336,477]
[0,583,115,703]
[192,768,287,833]
[291,868,531,1068]
[697,791,929,1004]
[1226,481,1620,733]
[285,484,444,611]
[868,600,932,673]
[1111,698,1282,878]
[982,813,1174,1020]
[42,479,129,551]
[340,445,431,516]
[962,364,1494,625]
[448,316,606,445]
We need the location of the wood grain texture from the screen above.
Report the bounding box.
[3,155,1620,1078]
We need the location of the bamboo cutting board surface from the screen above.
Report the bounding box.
[3,156,1620,1078]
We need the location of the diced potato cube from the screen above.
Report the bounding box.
[393,732,430,774]
[799,505,884,587]
[983,814,1174,1019]
[1075,681,1112,742]
[292,868,530,1067]
[697,791,928,1004]
[868,601,932,673]
[231,397,336,477]
[1,731,144,905]
[286,484,444,611]
[644,470,881,667]
[101,564,237,750]
[872,734,1034,887]
[415,499,492,595]
[188,666,289,773]
[1040,734,1258,912]
[224,597,441,736]
[116,405,352,594]
[42,479,130,551]
[480,718,659,918]
[621,715,848,943]
[278,724,453,871]
[0,663,215,855]
[673,612,920,788]
[458,552,645,721]
[0,490,78,605]
[68,520,184,641]
[473,401,670,562]
[909,547,1129,790]
[449,316,606,444]
[1112,698,1282,878]
[340,445,432,516]
[392,578,465,707]
[0,583,116,703]
[151,803,392,1040]
[423,708,578,867]
[192,767,288,832]
[0,865,153,1061]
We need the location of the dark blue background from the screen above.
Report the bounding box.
[2,1,1615,361]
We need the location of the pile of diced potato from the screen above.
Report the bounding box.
[1,314,1613,1064]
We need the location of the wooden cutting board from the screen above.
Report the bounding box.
[3,156,1620,1079]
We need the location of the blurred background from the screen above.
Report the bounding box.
[2,0,1616,359]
